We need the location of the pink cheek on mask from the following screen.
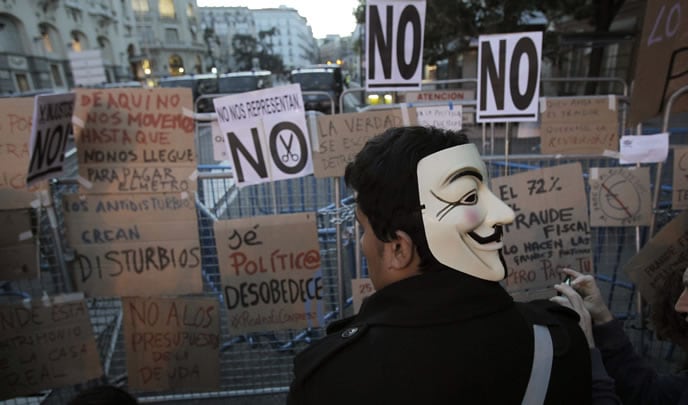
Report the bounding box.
[463,207,482,228]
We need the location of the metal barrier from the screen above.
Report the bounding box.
[2,78,686,404]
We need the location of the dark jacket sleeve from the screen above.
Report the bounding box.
[590,348,622,405]
[593,319,688,405]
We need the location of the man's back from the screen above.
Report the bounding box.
[288,269,592,405]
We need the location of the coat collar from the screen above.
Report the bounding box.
[352,266,514,328]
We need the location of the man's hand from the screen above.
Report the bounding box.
[560,268,614,325]
[551,283,595,348]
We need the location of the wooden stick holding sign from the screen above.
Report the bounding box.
[477,31,542,123]
[213,84,312,187]
[26,92,75,187]
[366,0,426,91]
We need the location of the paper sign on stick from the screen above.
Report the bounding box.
[0,97,42,209]
[72,88,197,194]
[123,296,220,392]
[0,296,103,400]
[63,193,201,297]
[673,147,688,210]
[624,210,688,304]
[311,108,418,178]
[0,209,38,281]
[26,93,75,187]
[213,84,312,187]
[366,0,426,91]
[214,212,323,334]
[540,96,618,155]
[477,31,542,123]
[589,167,652,227]
[491,163,593,293]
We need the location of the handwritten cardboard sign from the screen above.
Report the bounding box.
[0,295,102,399]
[416,105,463,131]
[214,212,323,334]
[0,209,37,281]
[629,0,688,125]
[72,88,197,194]
[63,193,201,297]
[540,96,619,155]
[312,108,418,178]
[492,163,593,293]
[674,147,688,210]
[624,210,688,304]
[351,278,375,314]
[589,167,652,227]
[213,84,312,187]
[0,97,41,209]
[26,93,75,187]
[122,296,220,392]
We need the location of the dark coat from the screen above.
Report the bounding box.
[288,267,592,405]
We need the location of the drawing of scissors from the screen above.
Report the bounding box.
[279,133,299,162]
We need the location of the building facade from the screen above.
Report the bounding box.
[199,5,317,74]
[0,0,206,94]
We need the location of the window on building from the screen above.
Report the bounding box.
[15,73,31,92]
[39,25,54,53]
[168,54,184,75]
[71,34,82,52]
[165,28,179,43]
[50,64,64,87]
[187,3,195,18]
[132,0,149,13]
[159,0,176,19]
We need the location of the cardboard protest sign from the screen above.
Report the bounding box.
[351,278,375,314]
[673,147,688,209]
[0,295,102,399]
[122,296,220,392]
[72,88,197,194]
[63,193,201,297]
[26,93,75,187]
[416,105,462,131]
[214,212,323,334]
[0,97,41,209]
[312,108,417,178]
[492,163,593,293]
[477,31,542,123]
[540,96,619,155]
[629,0,688,125]
[366,0,426,91]
[624,210,688,304]
[213,84,311,187]
[0,209,38,281]
[589,167,652,227]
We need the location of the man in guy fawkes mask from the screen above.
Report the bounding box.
[288,127,596,405]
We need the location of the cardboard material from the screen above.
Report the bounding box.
[624,210,688,304]
[673,147,688,210]
[629,0,688,125]
[589,167,652,227]
[0,209,38,281]
[72,88,197,194]
[351,278,375,314]
[311,108,418,178]
[0,296,103,399]
[123,296,220,392]
[214,212,323,334]
[540,96,618,155]
[62,192,201,297]
[491,163,593,292]
[0,97,41,209]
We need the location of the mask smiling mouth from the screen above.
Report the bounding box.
[467,226,504,246]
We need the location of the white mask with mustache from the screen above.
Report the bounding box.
[417,143,516,281]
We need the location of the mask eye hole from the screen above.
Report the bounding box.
[461,190,478,205]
